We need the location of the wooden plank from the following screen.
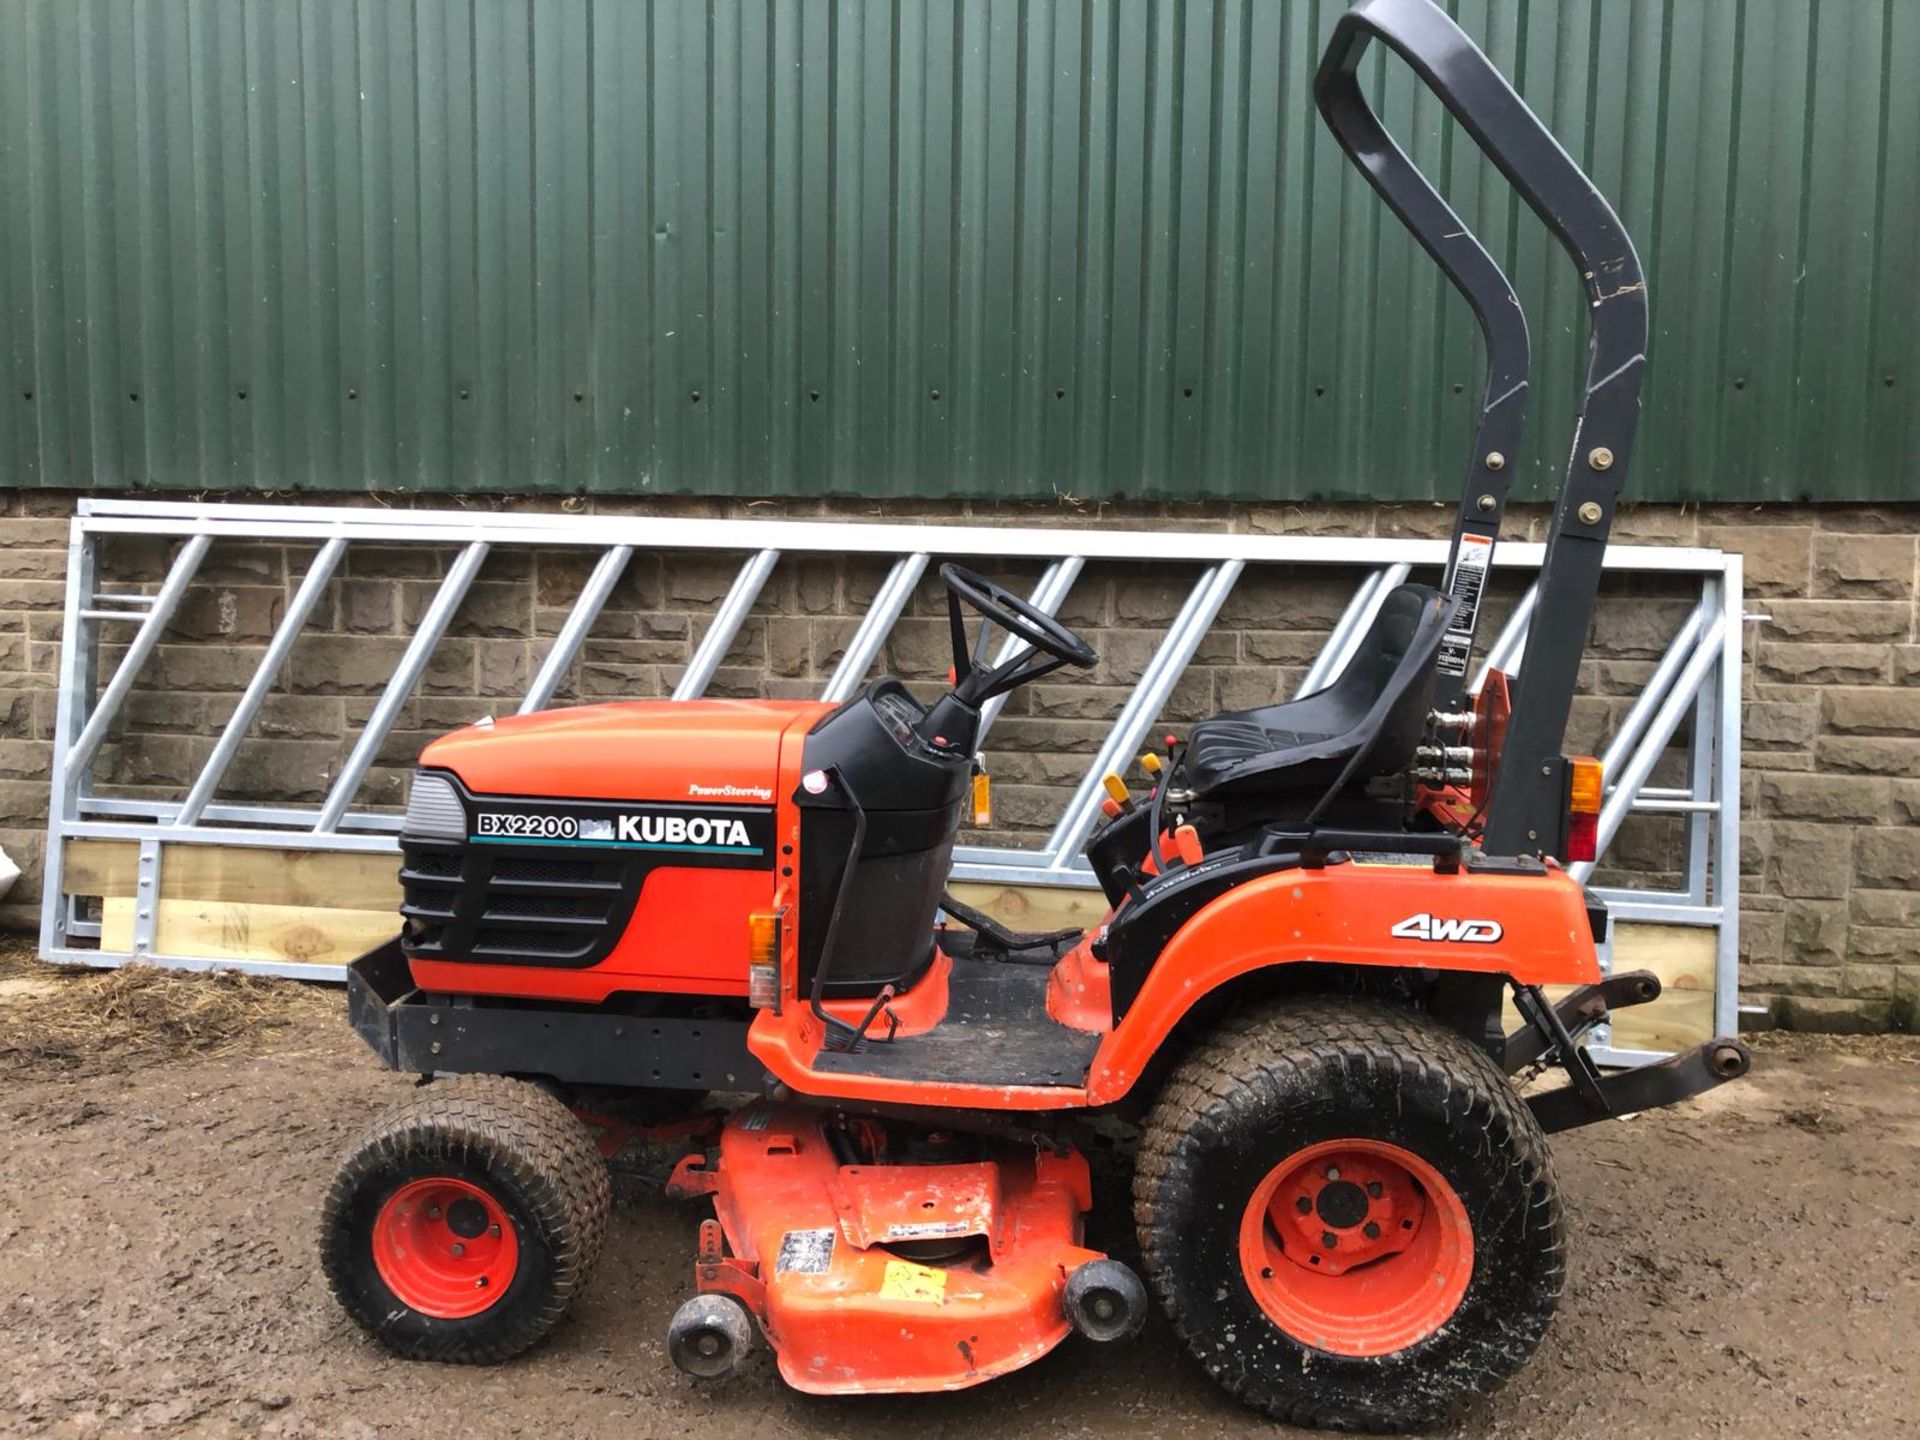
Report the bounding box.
[945,881,1111,935]
[100,897,397,970]
[1499,922,1716,1055]
[62,839,144,896]
[67,839,403,910]
[1605,922,1717,1053]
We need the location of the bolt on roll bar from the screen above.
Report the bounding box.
[1313,0,1649,856]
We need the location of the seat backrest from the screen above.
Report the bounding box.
[1301,583,1457,810]
[1184,583,1456,801]
[1263,583,1449,754]
[1308,582,1440,716]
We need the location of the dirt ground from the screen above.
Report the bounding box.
[1,954,1915,1440]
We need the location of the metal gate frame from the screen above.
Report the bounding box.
[40,498,1743,1063]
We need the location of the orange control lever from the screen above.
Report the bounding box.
[1172,824,1204,867]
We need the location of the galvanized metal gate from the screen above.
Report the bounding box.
[40,498,1744,1063]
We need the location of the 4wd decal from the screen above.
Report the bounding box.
[1391,912,1504,944]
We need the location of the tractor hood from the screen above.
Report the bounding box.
[419,698,834,804]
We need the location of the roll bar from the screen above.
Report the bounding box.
[1313,0,1648,855]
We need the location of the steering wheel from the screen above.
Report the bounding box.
[940,563,1098,670]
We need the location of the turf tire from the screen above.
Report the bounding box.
[1134,998,1565,1431]
[321,1074,612,1363]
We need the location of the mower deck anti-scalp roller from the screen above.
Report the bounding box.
[320,1,1748,1430]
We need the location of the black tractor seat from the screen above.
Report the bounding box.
[1186,583,1456,799]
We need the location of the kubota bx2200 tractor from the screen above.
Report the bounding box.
[321,1,1749,1429]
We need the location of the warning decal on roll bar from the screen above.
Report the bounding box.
[1437,532,1493,677]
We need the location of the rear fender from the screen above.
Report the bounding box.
[1083,861,1601,1105]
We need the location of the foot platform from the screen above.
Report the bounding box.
[809,951,1101,1089]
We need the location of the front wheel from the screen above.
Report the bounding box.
[1134,998,1565,1431]
[321,1074,612,1363]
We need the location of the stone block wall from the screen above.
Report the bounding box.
[1,490,1914,1030]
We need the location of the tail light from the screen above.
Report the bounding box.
[1566,756,1603,862]
[747,908,784,1010]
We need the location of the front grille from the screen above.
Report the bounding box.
[406,849,463,879]
[400,836,635,969]
[394,775,774,971]
[492,856,602,884]
[484,892,601,920]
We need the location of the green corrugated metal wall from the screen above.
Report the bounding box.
[0,1,1913,502]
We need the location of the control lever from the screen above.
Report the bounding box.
[1170,825,1205,867]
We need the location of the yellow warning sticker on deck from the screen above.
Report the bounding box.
[879,1259,948,1304]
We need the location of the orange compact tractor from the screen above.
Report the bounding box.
[322,1,1748,1429]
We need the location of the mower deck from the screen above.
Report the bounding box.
[810,952,1101,1089]
[681,1102,1103,1393]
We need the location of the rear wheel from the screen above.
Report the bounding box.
[1134,998,1564,1431]
[321,1074,611,1363]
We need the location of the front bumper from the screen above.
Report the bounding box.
[345,938,415,1065]
[345,939,755,1091]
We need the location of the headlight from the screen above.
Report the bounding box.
[403,771,466,839]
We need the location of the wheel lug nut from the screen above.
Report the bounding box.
[428,1207,441,1219]
[1366,1182,1382,1199]
[451,1242,466,1257]
[1364,1221,1381,1239]
[1295,1196,1312,1215]
[1321,1232,1337,1249]
[488,1224,501,1238]
[1325,1166,1341,1181]
[476,1276,489,1288]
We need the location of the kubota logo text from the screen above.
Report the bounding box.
[1391,912,1504,944]
[475,810,758,850]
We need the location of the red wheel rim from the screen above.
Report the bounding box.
[1238,1138,1473,1357]
[372,1177,520,1319]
